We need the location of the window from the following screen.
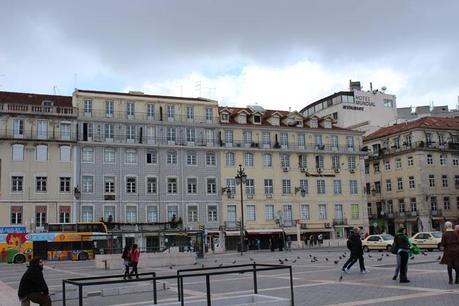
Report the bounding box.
[13,119,24,137]
[264,179,273,194]
[263,153,272,167]
[317,179,325,194]
[407,156,413,166]
[147,103,154,119]
[298,134,305,147]
[244,152,254,167]
[331,135,338,150]
[332,155,340,169]
[262,132,271,146]
[333,180,342,195]
[167,151,177,164]
[36,145,48,161]
[225,152,235,166]
[335,204,344,220]
[146,177,157,194]
[282,179,291,194]
[188,205,198,222]
[226,178,236,194]
[167,127,176,142]
[167,206,178,221]
[399,199,405,212]
[81,206,93,222]
[453,158,459,166]
[147,206,158,223]
[455,175,459,187]
[82,176,94,193]
[283,205,293,225]
[280,154,290,168]
[384,160,391,170]
[301,205,310,221]
[346,136,354,150]
[126,149,137,164]
[206,152,216,166]
[397,177,403,191]
[12,176,23,192]
[395,159,402,169]
[440,155,446,165]
[35,206,47,227]
[60,177,71,193]
[442,175,448,187]
[427,154,433,165]
[280,132,288,146]
[105,100,114,117]
[299,154,308,168]
[60,146,71,161]
[208,205,218,222]
[104,123,114,140]
[351,204,359,219]
[410,198,417,212]
[387,200,394,214]
[206,108,213,122]
[245,178,255,195]
[100,148,114,164]
[207,178,217,194]
[186,106,194,120]
[187,152,197,165]
[187,178,197,194]
[373,162,380,173]
[37,120,48,139]
[167,105,175,120]
[36,176,47,192]
[84,99,92,114]
[318,204,327,220]
[350,180,358,194]
[384,99,394,108]
[246,205,256,221]
[225,130,233,144]
[221,113,229,122]
[444,197,450,210]
[299,179,308,194]
[243,131,252,145]
[105,176,115,193]
[167,178,177,193]
[59,206,71,223]
[82,147,94,162]
[186,127,195,142]
[409,176,415,189]
[227,205,236,222]
[126,206,137,223]
[386,179,392,192]
[126,177,137,193]
[348,156,356,170]
[315,134,322,148]
[430,196,437,211]
[127,125,136,141]
[12,144,24,161]
[429,175,435,187]
[127,102,135,117]
[265,205,274,221]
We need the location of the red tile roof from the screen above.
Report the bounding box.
[0,91,72,107]
[365,117,459,141]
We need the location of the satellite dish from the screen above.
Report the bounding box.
[381,86,387,92]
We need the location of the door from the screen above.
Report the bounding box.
[146,236,159,252]
[125,237,135,248]
[33,241,48,260]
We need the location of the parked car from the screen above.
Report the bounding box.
[362,234,394,252]
[410,232,443,251]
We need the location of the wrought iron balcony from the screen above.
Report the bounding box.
[333,218,348,226]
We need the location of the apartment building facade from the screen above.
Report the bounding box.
[0,91,77,231]
[364,117,459,236]
[72,89,221,248]
[218,106,368,248]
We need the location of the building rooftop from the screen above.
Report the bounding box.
[364,117,459,141]
[0,91,72,107]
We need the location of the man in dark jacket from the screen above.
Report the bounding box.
[342,227,368,274]
[392,227,411,283]
[18,257,51,306]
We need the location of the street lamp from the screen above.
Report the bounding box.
[235,164,247,256]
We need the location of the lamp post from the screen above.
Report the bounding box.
[235,164,247,256]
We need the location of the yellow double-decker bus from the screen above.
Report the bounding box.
[0,222,109,263]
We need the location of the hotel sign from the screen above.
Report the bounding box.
[354,95,376,107]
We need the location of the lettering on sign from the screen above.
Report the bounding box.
[354,95,376,107]
[343,105,364,111]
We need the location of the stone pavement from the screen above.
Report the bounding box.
[0,248,458,305]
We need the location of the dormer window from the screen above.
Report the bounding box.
[42,100,53,107]
[239,113,247,124]
[253,115,261,124]
[271,116,280,126]
[310,118,318,128]
[324,119,332,129]
[221,113,229,122]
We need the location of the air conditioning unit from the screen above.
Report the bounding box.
[324,222,331,228]
[87,136,93,142]
[281,144,288,149]
[283,167,289,172]
[247,193,254,199]
[349,169,355,174]
[334,168,340,173]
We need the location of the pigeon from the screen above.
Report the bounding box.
[334,260,339,264]
[292,259,297,263]
[377,258,383,262]
[368,254,373,258]
[422,251,428,256]
[193,262,198,265]
[386,254,390,257]
[232,260,237,264]
[309,254,312,258]
[339,256,342,260]
[311,260,315,263]
[285,258,289,262]
[214,259,218,263]
[201,264,205,269]
[410,256,415,260]
[218,263,223,267]
[297,256,301,259]
[278,259,284,264]
[437,256,441,260]
[169,266,173,269]
[250,257,254,261]
[325,258,329,261]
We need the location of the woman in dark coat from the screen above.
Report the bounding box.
[440,221,459,284]
[18,257,51,306]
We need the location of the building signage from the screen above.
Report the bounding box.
[354,95,376,107]
[0,226,27,234]
[343,105,364,111]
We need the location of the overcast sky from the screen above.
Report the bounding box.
[1,0,459,111]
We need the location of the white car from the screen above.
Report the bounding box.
[411,232,443,251]
[362,234,394,252]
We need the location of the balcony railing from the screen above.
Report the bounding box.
[0,103,77,117]
[220,141,360,153]
[224,221,238,229]
[0,129,77,142]
[367,141,459,160]
[431,209,443,217]
[333,218,348,226]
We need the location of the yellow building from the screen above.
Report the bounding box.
[364,117,459,236]
[0,91,77,231]
[218,106,368,249]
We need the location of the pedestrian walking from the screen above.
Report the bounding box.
[309,235,314,247]
[392,227,410,283]
[313,234,318,247]
[256,238,261,250]
[342,227,368,274]
[122,245,131,279]
[286,236,292,251]
[318,234,323,247]
[129,244,140,279]
[269,237,274,252]
[18,257,52,306]
[440,221,459,284]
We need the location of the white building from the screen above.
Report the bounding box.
[301,81,397,135]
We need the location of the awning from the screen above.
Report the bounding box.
[225,231,242,237]
[246,229,284,235]
[301,228,334,233]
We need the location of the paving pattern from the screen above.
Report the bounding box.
[1,247,458,306]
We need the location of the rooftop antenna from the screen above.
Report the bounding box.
[52,85,59,95]
[195,80,202,97]
[73,73,78,89]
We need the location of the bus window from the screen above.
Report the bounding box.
[77,224,90,232]
[63,224,77,232]
[47,224,63,232]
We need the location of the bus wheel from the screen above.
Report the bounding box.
[14,254,26,264]
[78,252,89,261]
